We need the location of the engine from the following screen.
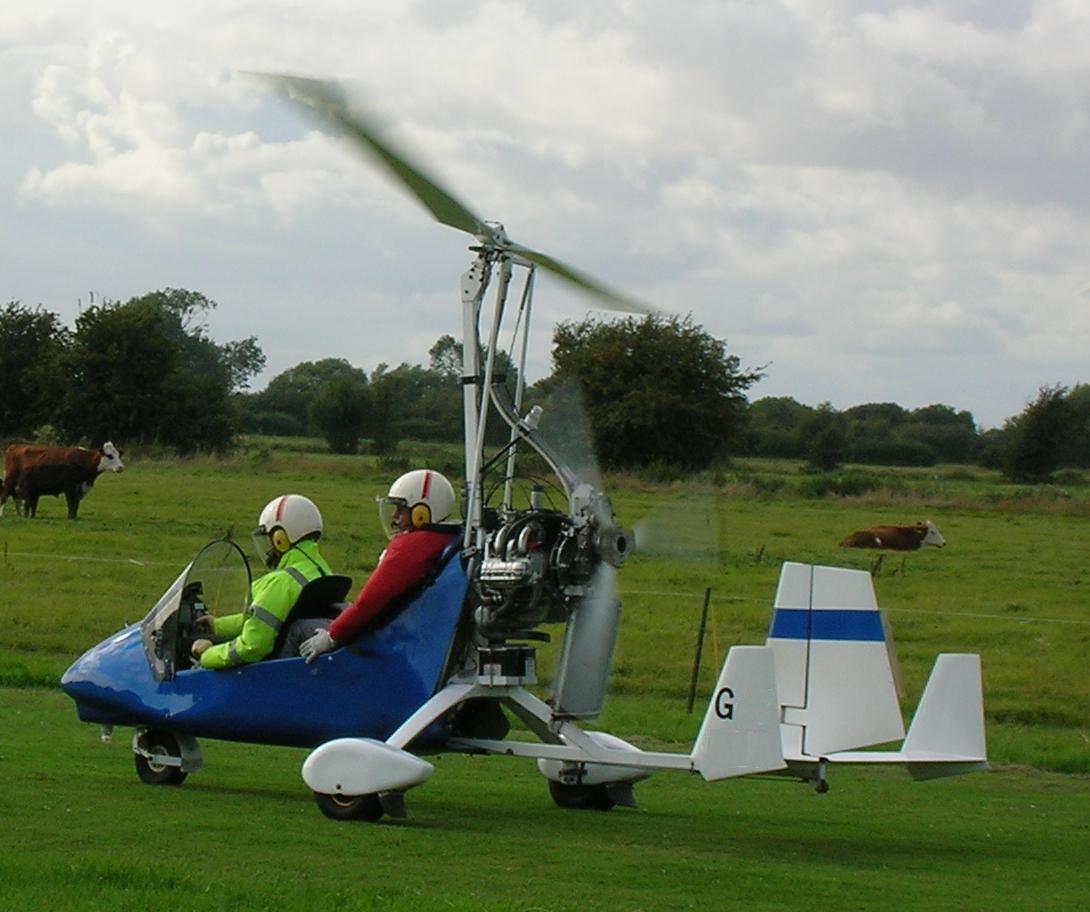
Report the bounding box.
[473,486,628,641]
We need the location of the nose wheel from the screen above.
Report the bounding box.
[132,728,202,785]
[133,730,187,785]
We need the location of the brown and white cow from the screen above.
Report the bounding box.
[839,520,946,550]
[0,442,125,519]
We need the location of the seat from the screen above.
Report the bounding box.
[289,574,352,620]
[272,574,352,656]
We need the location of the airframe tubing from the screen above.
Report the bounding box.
[460,252,488,547]
[502,267,535,511]
[384,645,787,782]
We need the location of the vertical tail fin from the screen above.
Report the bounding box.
[902,653,988,779]
[690,646,786,780]
[767,562,905,757]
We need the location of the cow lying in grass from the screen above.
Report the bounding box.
[840,520,946,550]
[1,442,125,519]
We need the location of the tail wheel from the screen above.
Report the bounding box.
[313,791,384,821]
[547,779,616,811]
[134,730,188,786]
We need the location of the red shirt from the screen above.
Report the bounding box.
[328,529,456,644]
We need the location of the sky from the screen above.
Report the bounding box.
[3,1,1089,431]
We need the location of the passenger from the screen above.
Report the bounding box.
[191,494,334,668]
[289,469,458,663]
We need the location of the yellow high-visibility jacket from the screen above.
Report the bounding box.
[200,539,333,669]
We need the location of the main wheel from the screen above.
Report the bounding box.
[547,779,616,811]
[313,791,384,821]
[134,730,188,786]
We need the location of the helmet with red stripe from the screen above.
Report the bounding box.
[254,494,323,560]
[377,470,455,537]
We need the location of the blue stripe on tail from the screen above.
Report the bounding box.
[769,608,885,642]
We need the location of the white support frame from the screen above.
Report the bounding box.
[385,681,695,774]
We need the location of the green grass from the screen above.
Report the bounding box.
[1,689,1088,912]
[2,446,1089,909]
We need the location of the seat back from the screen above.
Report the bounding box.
[291,574,352,618]
[273,574,352,655]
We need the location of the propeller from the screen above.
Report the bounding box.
[632,491,720,564]
[552,562,620,719]
[529,379,602,491]
[255,73,652,315]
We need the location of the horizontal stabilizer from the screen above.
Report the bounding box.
[818,654,988,779]
[691,646,786,781]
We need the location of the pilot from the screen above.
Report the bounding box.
[290,469,458,663]
[191,493,335,669]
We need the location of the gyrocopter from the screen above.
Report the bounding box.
[61,76,987,821]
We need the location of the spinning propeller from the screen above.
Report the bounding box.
[257,73,652,315]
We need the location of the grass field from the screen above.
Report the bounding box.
[1,689,1088,911]
[1,443,1088,909]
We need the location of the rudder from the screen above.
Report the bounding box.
[767,562,905,757]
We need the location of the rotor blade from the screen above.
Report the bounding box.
[258,73,654,313]
[256,73,490,239]
[507,241,654,315]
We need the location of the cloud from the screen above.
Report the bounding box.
[3,1,1090,431]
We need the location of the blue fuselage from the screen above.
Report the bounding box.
[61,557,468,748]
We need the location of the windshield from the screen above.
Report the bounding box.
[140,539,252,681]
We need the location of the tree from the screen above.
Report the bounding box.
[429,334,463,380]
[370,361,463,445]
[1061,384,1090,468]
[0,301,70,436]
[60,290,264,452]
[543,314,762,471]
[745,397,982,467]
[841,403,918,464]
[61,297,177,445]
[800,402,846,472]
[746,396,814,458]
[221,338,267,393]
[310,375,373,454]
[132,289,264,393]
[247,358,366,437]
[1001,385,1071,483]
[843,402,907,431]
[905,404,980,464]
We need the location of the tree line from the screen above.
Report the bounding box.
[0,291,263,453]
[3,290,1087,484]
[746,388,1090,483]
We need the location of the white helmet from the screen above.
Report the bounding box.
[377,469,455,537]
[253,494,323,561]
